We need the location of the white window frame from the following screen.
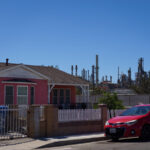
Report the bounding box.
[17,85,28,105]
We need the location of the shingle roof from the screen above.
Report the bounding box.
[0,63,89,85]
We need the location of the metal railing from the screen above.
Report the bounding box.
[55,103,94,109]
[58,108,101,122]
[0,105,28,140]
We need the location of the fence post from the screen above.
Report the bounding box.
[99,104,107,131]
[45,105,58,137]
[27,105,40,138]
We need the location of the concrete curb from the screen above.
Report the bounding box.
[36,136,108,149]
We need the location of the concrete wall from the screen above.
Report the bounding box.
[118,95,150,106]
[27,104,107,138]
[76,95,150,106]
[57,121,103,136]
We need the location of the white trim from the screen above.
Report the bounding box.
[0,64,89,86]
[2,81,37,85]
[48,84,55,104]
[0,64,50,81]
[4,85,14,105]
[51,83,89,86]
[17,85,28,105]
[22,65,50,80]
[52,88,58,104]
[80,85,90,103]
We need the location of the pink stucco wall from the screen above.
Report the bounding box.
[0,77,48,105]
[0,77,76,105]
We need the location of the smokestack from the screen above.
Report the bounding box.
[128,68,132,86]
[110,76,112,83]
[85,70,88,80]
[88,70,90,81]
[6,58,9,66]
[82,69,86,79]
[102,76,104,82]
[96,55,99,87]
[105,75,108,81]
[118,66,120,84]
[71,65,74,75]
[75,65,78,76]
[92,65,95,86]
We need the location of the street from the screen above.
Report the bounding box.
[38,138,150,150]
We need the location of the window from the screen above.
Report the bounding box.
[59,89,64,104]
[30,87,34,105]
[66,89,70,104]
[5,86,14,105]
[52,88,71,105]
[17,86,28,105]
[53,89,58,104]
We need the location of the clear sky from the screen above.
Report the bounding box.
[0,0,150,83]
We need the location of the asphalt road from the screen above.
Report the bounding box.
[38,138,150,150]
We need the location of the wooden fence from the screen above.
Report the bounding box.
[58,109,101,122]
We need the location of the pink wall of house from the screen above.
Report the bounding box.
[0,77,76,105]
[0,77,48,105]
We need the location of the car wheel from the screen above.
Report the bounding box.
[140,125,150,141]
[111,137,119,141]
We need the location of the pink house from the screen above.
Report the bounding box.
[0,59,89,107]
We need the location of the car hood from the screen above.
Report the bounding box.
[108,115,144,123]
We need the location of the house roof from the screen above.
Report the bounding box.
[0,63,89,86]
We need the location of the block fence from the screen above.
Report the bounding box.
[27,104,107,138]
[76,95,150,106]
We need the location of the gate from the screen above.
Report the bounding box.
[0,105,28,140]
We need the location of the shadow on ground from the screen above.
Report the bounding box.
[107,138,150,143]
[36,137,107,149]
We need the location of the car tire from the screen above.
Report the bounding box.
[111,137,119,141]
[140,124,150,141]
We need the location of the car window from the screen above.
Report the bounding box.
[120,106,150,116]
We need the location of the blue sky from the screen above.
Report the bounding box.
[0,0,150,83]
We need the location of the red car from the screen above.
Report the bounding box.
[104,104,150,141]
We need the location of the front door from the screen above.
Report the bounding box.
[5,86,14,105]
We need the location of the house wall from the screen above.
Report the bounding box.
[0,77,77,105]
[0,77,48,105]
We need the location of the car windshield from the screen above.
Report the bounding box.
[120,106,150,116]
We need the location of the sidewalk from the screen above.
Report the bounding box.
[0,132,106,150]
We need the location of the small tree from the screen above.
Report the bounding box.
[99,92,124,118]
